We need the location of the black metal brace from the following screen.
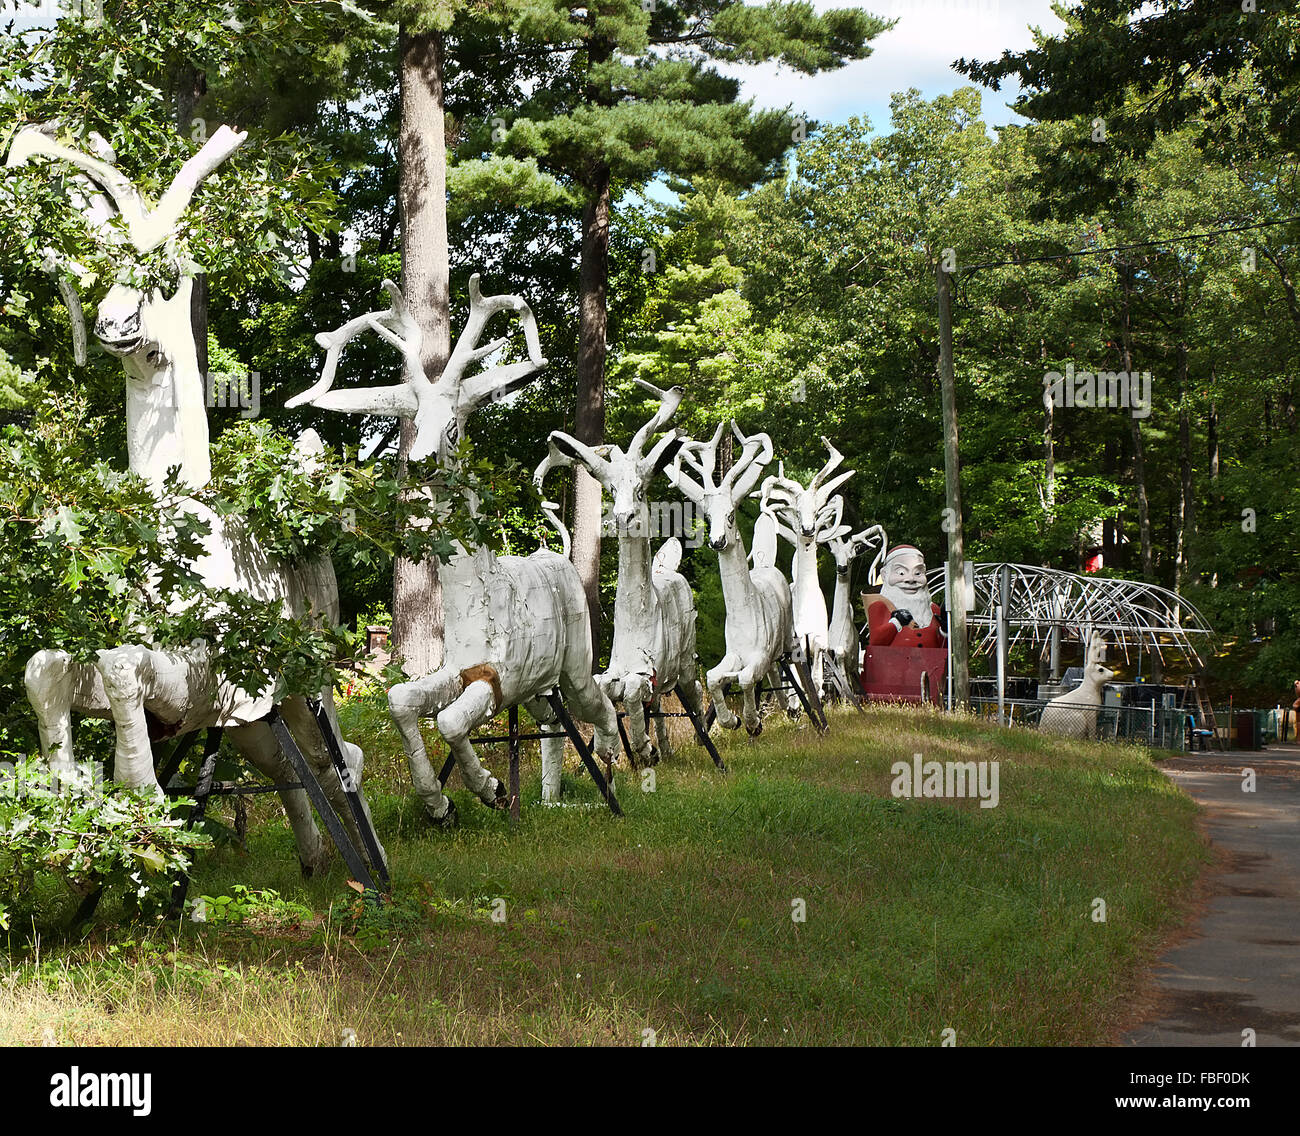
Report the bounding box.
[782,656,830,734]
[544,690,623,816]
[266,708,384,898]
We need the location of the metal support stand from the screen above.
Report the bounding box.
[613,691,727,773]
[305,699,390,884]
[167,727,224,917]
[265,707,387,895]
[435,693,622,816]
[823,655,865,712]
[544,691,622,816]
[783,656,829,734]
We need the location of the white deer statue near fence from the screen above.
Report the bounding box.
[536,379,709,767]
[668,423,794,735]
[8,122,380,875]
[1038,633,1115,739]
[286,278,620,823]
[759,439,856,696]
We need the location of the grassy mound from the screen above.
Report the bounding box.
[0,699,1206,1046]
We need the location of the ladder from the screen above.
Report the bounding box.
[1183,675,1224,752]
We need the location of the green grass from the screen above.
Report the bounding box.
[0,697,1207,1046]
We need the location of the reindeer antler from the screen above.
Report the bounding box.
[286,273,547,463]
[628,379,685,469]
[286,280,425,415]
[670,420,773,505]
[7,123,247,254]
[724,423,774,501]
[811,436,855,507]
[449,274,547,411]
[532,445,574,558]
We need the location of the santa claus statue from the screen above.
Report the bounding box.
[861,544,947,649]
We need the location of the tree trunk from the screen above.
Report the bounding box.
[1119,264,1154,582]
[175,68,208,382]
[1119,263,1158,679]
[392,27,451,678]
[572,164,612,655]
[1041,337,1055,527]
[1174,341,1193,603]
[1207,367,1220,589]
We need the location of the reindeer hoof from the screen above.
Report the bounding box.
[745,721,763,738]
[491,777,509,809]
[427,797,458,829]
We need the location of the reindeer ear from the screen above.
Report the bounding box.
[550,434,585,463]
[751,513,778,569]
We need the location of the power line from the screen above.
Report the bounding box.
[958,214,1300,273]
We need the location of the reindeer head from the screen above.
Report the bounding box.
[536,379,684,539]
[668,422,773,553]
[6,123,247,374]
[286,275,547,465]
[1084,632,1116,687]
[759,437,855,548]
[828,524,886,578]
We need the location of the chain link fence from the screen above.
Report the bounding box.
[972,699,1188,751]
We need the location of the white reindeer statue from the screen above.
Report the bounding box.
[8,123,380,875]
[1038,633,1116,739]
[536,379,711,768]
[759,438,856,697]
[827,524,886,690]
[286,278,621,823]
[667,423,794,736]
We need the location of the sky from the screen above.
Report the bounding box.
[718,0,1067,134]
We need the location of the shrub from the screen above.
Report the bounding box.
[0,756,211,933]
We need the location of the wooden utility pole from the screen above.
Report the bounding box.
[937,261,970,710]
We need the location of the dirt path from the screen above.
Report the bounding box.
[1124,743,1300,1047]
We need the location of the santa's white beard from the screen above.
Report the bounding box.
[881,582,933,628]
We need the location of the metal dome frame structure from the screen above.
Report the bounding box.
[926,562,1215,716]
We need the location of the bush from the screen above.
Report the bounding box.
[0,756,211,933]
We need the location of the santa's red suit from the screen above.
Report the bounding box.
[864,596,947,649]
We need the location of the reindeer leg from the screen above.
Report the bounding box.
[437,680,506,808]
[650,690,673,763]
[25,650,78,779]
[95,644,188,793]
[622,675,656,765]
[228,723,330,878]
[707,657,743,731]
[524,696,566,803]
[388,668,462,822]
[737,664,763,736]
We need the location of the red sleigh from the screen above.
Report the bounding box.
[859,646,948,704]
